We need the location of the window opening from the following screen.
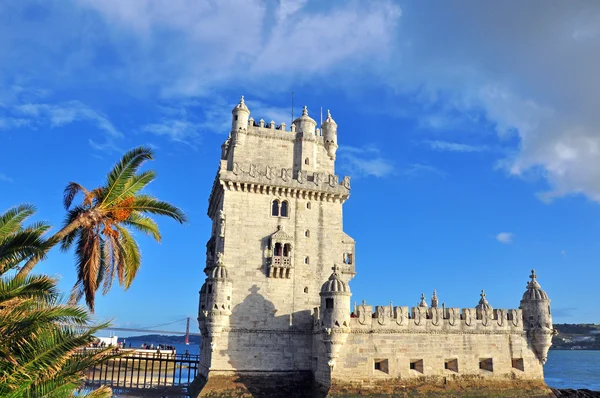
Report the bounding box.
[272,200,280,216]
[445,359,458,373]
[410,359,424,373]
[374,359,389,374]
[305,230,310,237]
[305,256,309,264]
[207,284,213,294]
[274,243,282,256]
[307,202,311,209]
[479,358,494,372]
[283,243,291,257]
[305,158,310,165]
[325,298,334,309]
[512,358,524,371]
[280,201,289,217]
[304,287,309,294]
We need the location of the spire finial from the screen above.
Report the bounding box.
[530,269,537,281]
[240,95,245,104]
[327,109,331,118]
[332,264,341,275]
[480,289,486,299]
[418,293,428,308]
[302,105,308,116]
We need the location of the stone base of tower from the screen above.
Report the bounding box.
[326,377,553,398]
[188,371,323,398]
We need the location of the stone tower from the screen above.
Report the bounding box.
[197,97,355,381]
[520,269,554,364]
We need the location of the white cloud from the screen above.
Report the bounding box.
[496,232,514,244]
[338,145,394,178]
[402,163,446,179]
[0,173,13,183]
[424,140,488,153]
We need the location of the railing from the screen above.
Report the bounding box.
[81,349,200,389]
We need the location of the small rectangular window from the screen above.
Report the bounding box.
[512,358,524,371]
[207,284,213,294]
[374,359,389,374]
[444,359,458,373]
[479,358,493,372]
[325,298,334,309]
[410,359,423,373]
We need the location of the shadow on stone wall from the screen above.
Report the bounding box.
[194,284,329,397]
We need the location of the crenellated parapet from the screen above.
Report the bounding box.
[324,302,524,334]
[217,160,351,201]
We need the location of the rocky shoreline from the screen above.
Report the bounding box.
[553,389,600,398]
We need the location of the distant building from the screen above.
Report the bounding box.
[195,97,555,395]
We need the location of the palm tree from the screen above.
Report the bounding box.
[0,206,115,398]
[0,204,50,275]
[17,146,187,311]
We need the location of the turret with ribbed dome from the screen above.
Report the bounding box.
[319,265,352,371]
[520,269,554,364]
[231,95,250,133]
[293,105,317,136]
[198,252,233,348]
[321,109,338,160]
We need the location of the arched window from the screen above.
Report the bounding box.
[280,201,288,217]
[306,202,311,209]
[272,200,280,216]
[283,243,291,257]
[274,242,282,256]
[305,158,309,165]
[305,230,310,238]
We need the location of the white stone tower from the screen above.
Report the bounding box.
[197,96,355,382]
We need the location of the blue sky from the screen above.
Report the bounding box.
[2,1,600,334]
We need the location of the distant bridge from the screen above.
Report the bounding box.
[100,317,199,341]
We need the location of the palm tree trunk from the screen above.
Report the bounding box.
[17,218,83,277]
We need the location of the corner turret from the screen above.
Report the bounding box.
[520,269,554,364]
[293,106,317,137]
[231,96,250,133]
[319,265,351,370]
[321,110,338,160]
[198,253,233,339]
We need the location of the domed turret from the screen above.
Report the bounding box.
[475,289,493,319]
[520,269,554,364]
[319,265,352,370]
[418,293,428,308]
[198,253,233,341]
[293,106,317,136]
[231,95,250,132]
[321,110,338,160]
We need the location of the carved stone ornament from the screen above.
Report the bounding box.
[314,172,323,186]
[431,308,440,326]
[358,301,367,325]
[342,176,351,189]
[497,309,505,327]
[376,306,386,325]
[448,308,458,326]
[510,309,520,326]
[233,162,241,175]
[464,308,473,326]
[218,210,226,238]
[328,174,336,187]
[281,168,289,182]
[394,307,406,326]
[266,166,274,180]
[249,163,258,178]
[298,170,306,184]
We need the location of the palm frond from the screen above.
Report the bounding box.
[122,213,161,242]
[106,169,156,208]
[102,146,154,207]
[131,195,187,223]
[63,182,90,210]
[114,225,141,288]
[0,204,36,240]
